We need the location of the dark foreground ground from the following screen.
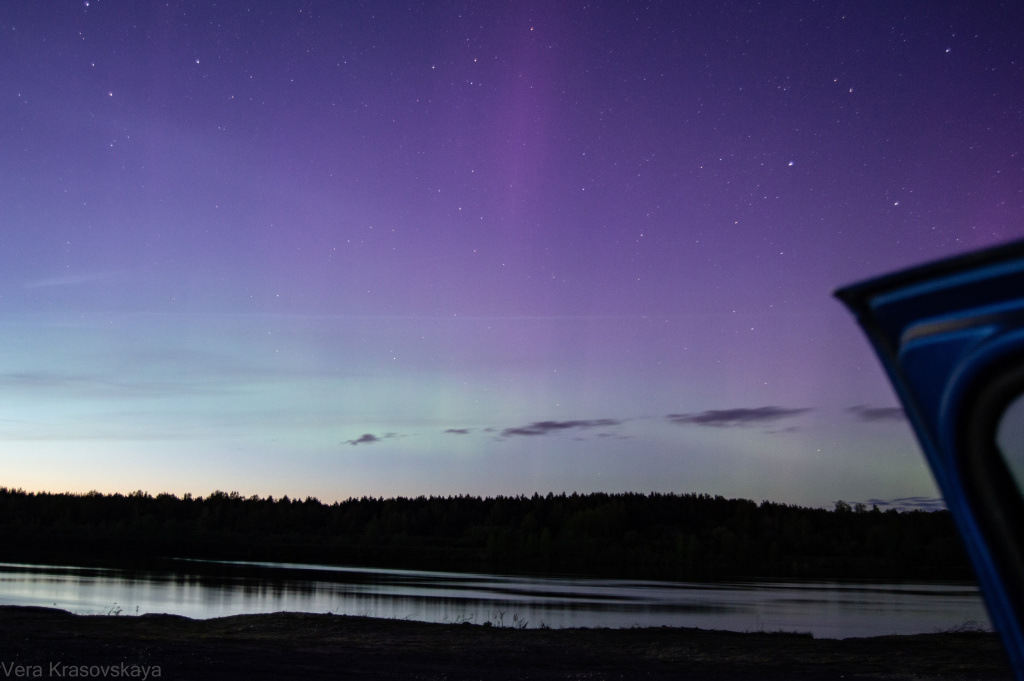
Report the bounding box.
[0,606,1012,680]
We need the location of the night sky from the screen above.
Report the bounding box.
[1,2,1022,508]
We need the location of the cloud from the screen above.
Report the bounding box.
[444,428,471,435]
[0,370,233,398]
[848,405,906,423]
[667,407,810,428]
[864,496,947,511]
[766,425,801,435]
[23,271,121,288]
[596,432,631,440]
[500,419,621,437]
[0,371,85,389]
[344,432,398,446]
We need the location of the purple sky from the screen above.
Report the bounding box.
[1,2,1022,508]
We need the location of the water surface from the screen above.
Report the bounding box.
[0,560,989,639]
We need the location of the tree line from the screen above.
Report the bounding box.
[0,487,972,581]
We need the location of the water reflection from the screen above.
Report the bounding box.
[0,560,990,638]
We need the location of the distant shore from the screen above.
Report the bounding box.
[0,606,1011,680]
[0,488,974,582]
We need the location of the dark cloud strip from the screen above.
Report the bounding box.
[444,428,471,435]
[345,433,380,446]
[501,419,620,437]
[865,496,947,511]
[344,432,401,446]
[667,407,810,428]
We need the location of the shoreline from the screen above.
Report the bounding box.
[0,606,1012,680]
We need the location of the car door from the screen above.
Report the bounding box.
[837,239,1024,676]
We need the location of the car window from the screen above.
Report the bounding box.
[997,393,1024,497]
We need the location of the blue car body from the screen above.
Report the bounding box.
[837,239,1024,676]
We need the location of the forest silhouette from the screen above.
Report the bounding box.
[0,488,970,581]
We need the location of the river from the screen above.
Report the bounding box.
[0,559,990,639]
